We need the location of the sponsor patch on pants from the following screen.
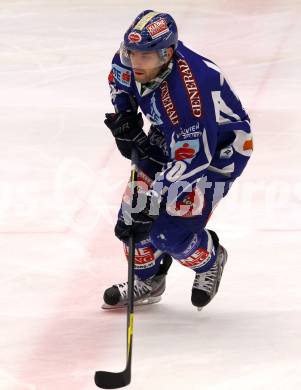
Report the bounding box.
[124,245,155,269]
[178,247,211,269]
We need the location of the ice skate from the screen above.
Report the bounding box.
[102,255,172,310]
[191,244,228,311]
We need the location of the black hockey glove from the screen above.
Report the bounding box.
[115,212,154,243]
[115,190,163,243]
[104,111,150,159]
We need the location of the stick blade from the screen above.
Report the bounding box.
[94,369,130,389]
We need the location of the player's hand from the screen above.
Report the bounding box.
[115,212,154,243]
[114,190,163,243]
[104,111,150,159]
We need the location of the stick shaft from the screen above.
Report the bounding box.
[94,147,140,388]
[126,147,139,367]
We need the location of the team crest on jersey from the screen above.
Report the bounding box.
[146,93,163,125]
[112,64,131,87]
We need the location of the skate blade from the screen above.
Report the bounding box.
[101,296,162,310]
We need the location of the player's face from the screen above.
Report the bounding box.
[129,50,163,83]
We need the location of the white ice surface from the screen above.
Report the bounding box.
[0,1,301,389]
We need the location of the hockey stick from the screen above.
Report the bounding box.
[94,147,139,389]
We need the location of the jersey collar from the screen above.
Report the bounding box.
[135,59,174,97]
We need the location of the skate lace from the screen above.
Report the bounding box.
[116,277,152,299]
[193,263,219,294]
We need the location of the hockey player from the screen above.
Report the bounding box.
[102,10,253,310]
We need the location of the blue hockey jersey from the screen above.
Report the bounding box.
[107,41,253,204]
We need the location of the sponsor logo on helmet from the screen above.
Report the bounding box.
[160,80,179,125]
[177,58,202,118]
[147,18,169,39]
[128,32,142,43]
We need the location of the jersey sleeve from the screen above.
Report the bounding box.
[210,74,253,177]
[108,51,138,113]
